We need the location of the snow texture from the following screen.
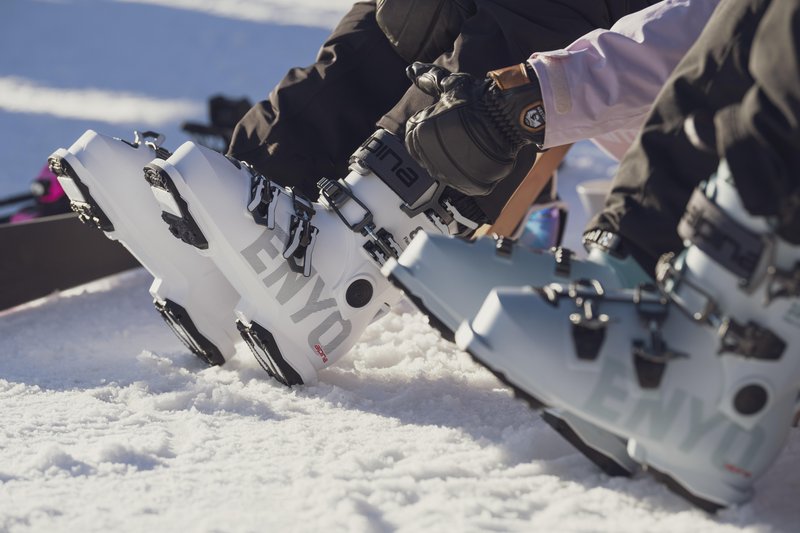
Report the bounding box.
[0,1,798,531]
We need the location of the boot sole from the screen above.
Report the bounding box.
[143,163,209,250]
[463,326,637,479]
[647,466,724,513]
[236,319,304,386]
[540,410,634,478]
[155,298,226,366]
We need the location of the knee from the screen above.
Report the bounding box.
[376,0,475,63]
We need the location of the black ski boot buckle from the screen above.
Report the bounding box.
[248,174,279,229]
[282,189,318,277]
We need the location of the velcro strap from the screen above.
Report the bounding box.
[350,129,436,205]
[678,187,764,282]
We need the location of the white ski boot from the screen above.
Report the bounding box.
[48,130,241,365]
[457,161,800,510]
[144,129,476,385]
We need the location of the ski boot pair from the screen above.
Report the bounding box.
[51,129,477,385]
[386,161,800,511]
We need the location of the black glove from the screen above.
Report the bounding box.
[405,62,546,196]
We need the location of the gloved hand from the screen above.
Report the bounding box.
[405,62,546,196]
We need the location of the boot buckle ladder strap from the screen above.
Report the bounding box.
[657,252,786,362]
[351,129,482,235]
[630,284,687,389]
[317,177,402,266]
[565,279,610,363]
[656,251,721,325]
[282,189,318,277]
[317,177,373,233]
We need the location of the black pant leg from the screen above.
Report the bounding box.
[227,2,409,197]
[714,0,800,241]
[588,0,772,274]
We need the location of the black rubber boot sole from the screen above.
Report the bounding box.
[540,410,633,478]
[143,163,209,250]
[154,299,226,366]
[236,319,304,387]
[647,465,724,513]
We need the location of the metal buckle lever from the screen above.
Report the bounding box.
[443,199,479,231]
[717,318,785,360]
[363,225,401,266]
[283,191,318,277]
[765,261,800,304]
[657,252,720,325]
[248,176,279,229]
[283,214,318,277]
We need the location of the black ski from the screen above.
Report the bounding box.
[0,213,140,311]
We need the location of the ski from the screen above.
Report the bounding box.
[0,212,140,311]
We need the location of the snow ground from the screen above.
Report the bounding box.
[0,1,798,531]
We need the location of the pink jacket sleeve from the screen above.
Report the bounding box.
[528,0,720,160]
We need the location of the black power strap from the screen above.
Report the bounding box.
[350,129,436,206]
[678,187,764,283]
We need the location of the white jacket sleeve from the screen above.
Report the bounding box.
[528,0,720,160]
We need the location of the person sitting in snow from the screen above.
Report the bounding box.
[386,0,800,512]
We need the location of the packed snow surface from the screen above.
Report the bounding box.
[1,0,798,531]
